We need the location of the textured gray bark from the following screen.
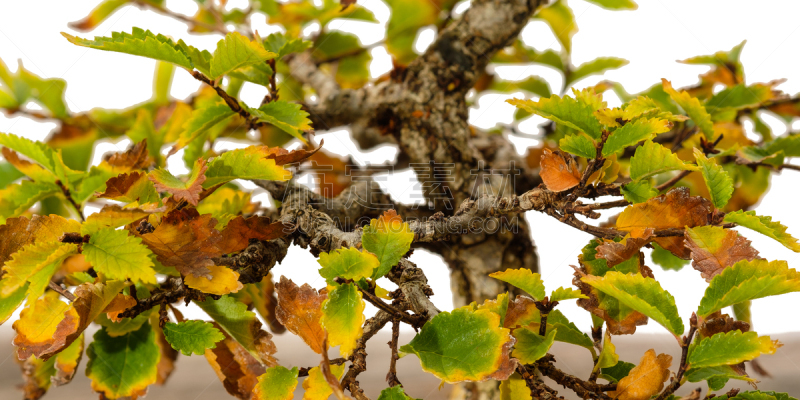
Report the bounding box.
[286,1,548,399]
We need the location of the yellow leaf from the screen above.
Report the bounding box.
[302,364,345,400]
[611,349,672,400]
[184,265,243,295]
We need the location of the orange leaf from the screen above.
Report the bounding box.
[261,139,323,165]
[540,148,582,192]
[139,208,223,279]
[218,215,292,254]
[103,139,154,171]
[275,276,327,354]
[205,326,266,400]
[13,292,79,360]
[616,187,712,258]
[102,293,137,322]
[596,228,654,268]
[611,349,672,400]
[184,265,243,295]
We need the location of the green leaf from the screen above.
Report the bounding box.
[253,366,299,400]
[174,103,235,152]
[86,324,159,399]
[227,62,274,87]
[567,57,629,87]
[581,271,684,335]
[662,79,715,139]
[508,91,605,139]
[0,162,24,188]
[361,210,414,279]
[584,0,638,10]
[600,361,635,383]
[203,146,291,188]
[765,134,800,157]
[688,330,780,369]
[650,242,688,271]
[489,268,546,301]
[1,241,78,297]
[547,310,596,354]
[83,227,157,284]
[247,101,312,142]
[559,133,596,159]
[621,180,658,204]
[723,210,800,252]
[629,140,698,181]
[0,132,80,184]
[195,295,273,364]
[0,281,27,324]
[685,365,758,386]
[377,386,415,400]
[321,282,365,358]
[80,205,155,235]
[125,110,162,164]
[602,118,672,157]
[716,392,798,400]
[593,331,619,372]
[62,28,194,70]
[694,149,733,209]
[697,259,800,317]
[550,287,588,302]
[209,32,276,80]
[533,0,576,54]
[263,33,312,58]
[399,307,514,383]
[318,247,379,285]
[17,64,69,119]
[706,83,775,113]
[512,326,557,364]
[490,76,552,99]
[163,320,225,356]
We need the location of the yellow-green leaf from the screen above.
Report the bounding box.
[321,282,365,358]
[593,331,619,373]
[662,79,714,139]
[302,364,346,400]
[549,287,588,302]
[203,146,291,188]
[723,210,800,252]
[512,326,557,364]
[253,366,299,400]
[629,140,699,182]
[317,247,379,285]
[688,331,781,369]
[163,320,225,356]
[83,227,157,284]
[210,32,276,80]
[195,295,277,365]
[489,268,546,301]
[508,91,604,139]
[697,259,800,317]
[247,101,312,142]
[581,271,684,335]
[602,118,672,157]
[62,28,194,70]
[361,210,414,279]
[1,241,77,297]
[533,0,577,54]
[399,308,515,383]
[694,149,733,209]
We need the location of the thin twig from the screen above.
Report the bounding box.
[655,313,699,400]
[298,358,347,377]
[656,170,692,192]
[132,0,227,34]
[386,318,402,387]
[48,281,76,302]
[336,278,425,328]
[55,180,84,221]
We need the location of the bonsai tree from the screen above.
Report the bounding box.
[1,0,799,399]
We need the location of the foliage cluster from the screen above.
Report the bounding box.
[1,1,800,400]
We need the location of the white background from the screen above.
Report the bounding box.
[1,0,800,335]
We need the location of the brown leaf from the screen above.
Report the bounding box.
[14,281,126,361]
[205,326,265,400]
[275,276,327,354]
[540,148,582,192]
[685,228,760,282]
[262,139,323,165]
[503,295,540,329]
[103,139,154,171]
[102,293,137,322]
[96,171,148,200]
[0,215,81,268]
[52,334,84,386]
[596,228,654,268]
[17,355,52,400]
[218,215,292,254]
[139,208,223,279]
[699,311,750,338]
[306,150,350,198]
[616,187,712,258]
[611,349,672,400]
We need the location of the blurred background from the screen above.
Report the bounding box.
[1,0,800,399]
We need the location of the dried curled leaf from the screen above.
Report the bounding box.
[685,226,760,282]
[276,276,328,354]
[218,215,291,254]
[616,187,712,258]
[540,148,582,192]
[596,228,654,268]
[148,158,208,206]
[204,327,266,400]
[611,349,672,400]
